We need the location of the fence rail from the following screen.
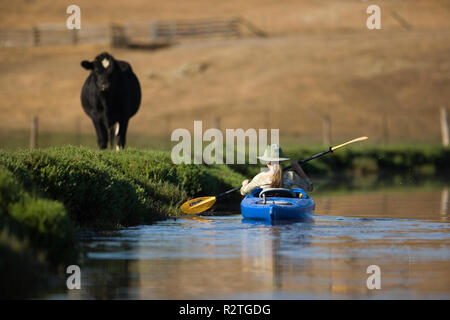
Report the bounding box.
[0,17,266,48]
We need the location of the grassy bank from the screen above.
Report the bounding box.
[230,145,450,178]
[0,146,245,229]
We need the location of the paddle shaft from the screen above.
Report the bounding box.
[283,147,332,171]
[216,186,242,199]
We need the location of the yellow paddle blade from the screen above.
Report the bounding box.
[331,136,368,151]
[180,196,217,214]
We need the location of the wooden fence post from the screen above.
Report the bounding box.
[75,117,81,146]
[30,115,38,148]
[213,115,221,131]
[265,110,271,130]
[322,115,331,146]
[72,29,78,45]
[441,108,449,147]
[32,26,40,46]
[165,114,172,138]
[229,18,241,38]
[382,114,389,145]
[441,188,449,218]
[110,24,127,48]
[170,21,177,41]
[150,21,159,41]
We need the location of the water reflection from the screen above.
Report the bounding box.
[45,184,450,300]
[241,219,315,295]
[314,188,450,221]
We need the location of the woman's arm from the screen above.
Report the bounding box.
[291,161,310,181]
[289,161,313,192]
[240,172,270,196]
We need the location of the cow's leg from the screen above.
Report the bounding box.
[116,120,129,150]
[92,119,108,149]
[109,124,116,150]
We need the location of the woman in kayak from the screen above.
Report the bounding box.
[240,144,313,196]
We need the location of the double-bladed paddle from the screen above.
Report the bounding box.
[180,136,368,214]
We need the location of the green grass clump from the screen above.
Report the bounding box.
[0,167,76,264]
[0,167,78,298]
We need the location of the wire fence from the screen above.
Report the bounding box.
[2,107,447,150]
[0,17,266,48]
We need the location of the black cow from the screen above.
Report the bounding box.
[80,52,141,150]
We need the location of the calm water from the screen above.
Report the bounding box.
[48,184,450,299]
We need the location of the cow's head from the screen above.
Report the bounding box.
[81,52,116,92]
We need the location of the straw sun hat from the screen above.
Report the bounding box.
[257,144,290,162]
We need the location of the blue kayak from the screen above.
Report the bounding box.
[241,188,315,222]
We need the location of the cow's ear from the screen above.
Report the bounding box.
[117,60,131,72]
[81,60,94,70]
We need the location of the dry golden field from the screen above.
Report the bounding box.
[0,0,450,147]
